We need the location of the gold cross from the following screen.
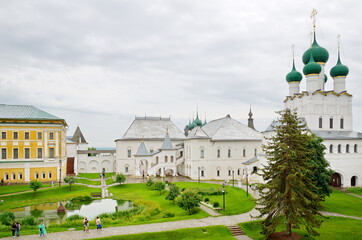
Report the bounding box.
[311,9,318,31]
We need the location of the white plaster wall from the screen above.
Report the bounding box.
[77,154,116,173]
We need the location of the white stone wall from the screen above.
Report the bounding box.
[77,154,116,173]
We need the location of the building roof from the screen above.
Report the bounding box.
[135,141,152,156]
[186,126,209,139]
[161,132,174,149]
[202,115,262,141]
[0,104,63,121]
[313,130,362,140]
[242,156,259,165]
[119,116,185,140]
[72,126,88,144]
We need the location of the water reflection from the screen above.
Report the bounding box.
[7,199,133,226]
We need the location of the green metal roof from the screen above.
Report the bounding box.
[303,54,321,75]
[0,104,62,120]
[286,59,303,82]
[330,52,349,78]
[302,32,329,64]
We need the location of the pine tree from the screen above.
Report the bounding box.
[257,109,323,237]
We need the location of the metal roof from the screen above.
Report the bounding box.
[313,130,362,140]
[186,126,209,139]
[135,141,152,156]
[161,132,174,149]
[72,126,88,144]
[0,104,63,120]
[242,156,259,165]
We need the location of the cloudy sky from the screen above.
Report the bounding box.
[1,0,362,147]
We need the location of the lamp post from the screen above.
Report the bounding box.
[232,170,234,187]
[58,159,62,187]
[198,167,200,183]
[245,168,249,197]
[222,183,225,210]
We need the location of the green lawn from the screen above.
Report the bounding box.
[89,225,234,240]
[322,190,362,217]
[0,184,51,195]
[78,173,114,179]
[347,187,362,196]
[240,216,362,240]
[76,178,101,185]
[174,182,255,215]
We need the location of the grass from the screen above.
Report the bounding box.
[78,173,114,179]
[322,190,362,217]
[240,216,362,240]
[0,184,51,195]
[76,178,101,185]
[89,225,235,240]
[347,187,362,196]
[174,182,255,215]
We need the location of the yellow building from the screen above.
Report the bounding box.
[0,104,67,183]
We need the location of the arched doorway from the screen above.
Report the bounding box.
[351,176,357,187]
[331,172,342,187]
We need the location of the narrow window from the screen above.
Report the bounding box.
[48,172,52,178]
[228,149,231,158]
[354,144,358,153]
[319,117,323,128]
[156,156,159,164]
[165,156,168,162]
[13,132,18,140]
[127,149,131,158]
[329,145,333,153]
[253,166,258,173]
[237,169,240,175]
[13,148,19,159]
[200,150,204,158]
[1,148,7,159]
[19,173,23,180]
[150,149,153,153]
[340,118,344,129]
[12,173,16,180]
[49,148,54,158]
[228,170,231,176]
[201,170,204,177]
[254,149,257,157]
[35,172,39,179]
[24,132,30,140]
[49,132,54,140]
[330,117,333,129]
[42,172,46,178]
[125,166,129,173]
[217,170,220,176]
[217,149,220,158]
[37,132,42,140]
[338,144,341,153]
[243,149,246,157]
[25,148,30,159]
[5,173,9,180]
[1,132,6,139]
[346,144,350,153]
[37,148,43,158]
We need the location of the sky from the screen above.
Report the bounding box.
[1,0,362,147]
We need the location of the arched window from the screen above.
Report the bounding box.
[228,149,231,158]
[48,172,52,179]
[170,156,174,162]
[319,117,323,128]
[12,173,16,180]
[125,166,129,173]
[329,145,333,153]
[217,149,220,158]
[200,150,204,158]
[237,169,240,175]
[346,144,350,153]
[340,118,344,129]
[35,172,39,179]
[254,149,257,157]
[165,156,168,162]
[156,156,159,164]
[243,149,246,157]
[330,117,333,129]
[127,149,131,158]
[354,144,358,153]
[228,170,231,176]
[201,170,204,177]
[150,148,154,153]
[217,170,220,176]
[42,172,46,178]
[18,173,23,180]
[5,173,9,180]
[253,166,258,173]
[338,144,341,153]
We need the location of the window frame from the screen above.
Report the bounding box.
[1,132,6,139]
[49,148,55,158]
[1,148,7,159]
[24,132,30,140]
[37,132,42,140]
[13,132,18,140]
[37,148,43,158]
[13,148,19,159]
[24,148,30,159]
[319,117,323,128]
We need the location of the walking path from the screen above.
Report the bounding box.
[339,189,362,199]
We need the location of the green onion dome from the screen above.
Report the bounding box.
[189,121,197,130]
[194,116,202,126]
[286,59,303,83]
[303,54,322,75]
[324,74,328,83]
[302,32,329,64]
[330,52,349,78]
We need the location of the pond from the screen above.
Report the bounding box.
[7,199,133,226]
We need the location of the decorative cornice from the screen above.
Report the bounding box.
[284,90,352,102]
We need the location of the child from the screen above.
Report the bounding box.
[96,216,102,230]
[38,222,47,237]
[83,217,89,232]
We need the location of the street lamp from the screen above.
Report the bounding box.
[245,168,249,197]
[58,159,62,187]
[232,170,234,187]
[222,183,225,210]
[198,167,200,183]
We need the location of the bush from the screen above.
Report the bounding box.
[21,215,37,226]
[176,189,202,215]
[70,196,93,202]
[66,214,83,221]
[204,198,209,202]
[213,202,220,208]
[115,174,126,184]
[29,180,43,194]
[146,178,154,187]
[151,181,166,195]
[0,212,15,225]
[165,184,180,201]
[163,212,175,218]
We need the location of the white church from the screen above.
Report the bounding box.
[70,17,361,187]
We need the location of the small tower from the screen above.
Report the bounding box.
[331,35,349,93]
[286,45,303,95]
[248,107,256,130]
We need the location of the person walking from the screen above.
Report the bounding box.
[83,217,89,232]
[95,216,102,230]
[15,222,21,237]
[38,222,46,237]
[11,222,16,237]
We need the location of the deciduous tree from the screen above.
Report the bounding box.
[64,176,77,190]
[29,180,43,194]
[176,189,202,215]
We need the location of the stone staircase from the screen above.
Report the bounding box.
[227,225,244,236]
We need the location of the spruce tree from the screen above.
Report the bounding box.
[257,109,323,237]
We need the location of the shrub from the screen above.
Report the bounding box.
[70,196,93,202]
[176,189,202,215]
[0,212,15,225]
[165,184,180,201]
[146,178,154,187]
[213,202,220,208]
[151,181,166,195]
[163,212,175,218]
[21,216,37,226]
[66,214,83,221]
[204,198,209,202]
[29,180,43,194]
[115,174,126,184]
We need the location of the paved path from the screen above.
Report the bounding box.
[339,189,362,199]
[199,204,221,216]
[320,211,362,220]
